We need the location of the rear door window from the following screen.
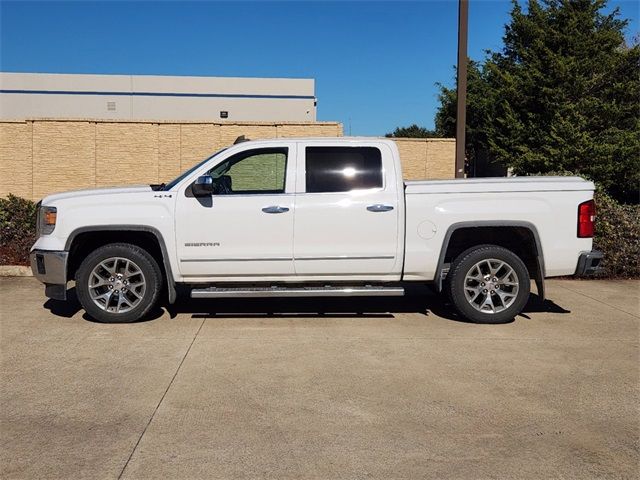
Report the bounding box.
[305,147,383,193]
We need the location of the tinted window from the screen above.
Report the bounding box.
[207,148,287,194]
[305,147,383,193]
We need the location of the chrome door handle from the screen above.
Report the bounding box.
[367,204,394,212]
[262,205,290,214]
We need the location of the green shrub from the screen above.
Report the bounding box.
[593,188,640,279]
[0,194,37,266]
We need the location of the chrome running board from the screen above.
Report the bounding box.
[190,285,405,299]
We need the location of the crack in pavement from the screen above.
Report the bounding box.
[117,317,206,479]
[554,282,639,318]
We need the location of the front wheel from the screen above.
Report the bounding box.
[76,243,163,323]
[446,244,530,324]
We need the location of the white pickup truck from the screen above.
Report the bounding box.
[30,137,603,324]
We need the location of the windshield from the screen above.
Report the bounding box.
[161,148,228,191]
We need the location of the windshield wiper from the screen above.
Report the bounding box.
[150,183,166,191]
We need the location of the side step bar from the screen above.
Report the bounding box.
[191,285,405,299]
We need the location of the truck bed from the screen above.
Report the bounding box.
[402,175,595,281]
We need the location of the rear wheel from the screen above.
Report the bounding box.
[76,243,163,323]
[446,244,530,324]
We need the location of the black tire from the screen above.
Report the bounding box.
[446,244,530,324]
[76,243,163,323]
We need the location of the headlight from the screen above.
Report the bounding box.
[38,206,57,235]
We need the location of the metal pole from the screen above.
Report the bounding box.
[455,0,469,178]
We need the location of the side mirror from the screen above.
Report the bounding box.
[192,175,214,197]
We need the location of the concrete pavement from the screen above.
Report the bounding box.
[1,277,638,479]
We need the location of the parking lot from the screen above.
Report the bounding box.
[1,277,638,479]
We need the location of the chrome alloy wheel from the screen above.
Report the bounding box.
[463,258,519,314]
[88,257,146,313]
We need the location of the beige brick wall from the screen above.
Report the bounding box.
[0,119,455,200]
[96,123,159,186]
[0,122,32,199]
[220,124,278,150]
[425,139,456,179]
[158,124,181,181]
[393,137,456,180]
[32,121,96,200]
[179,124,222,170]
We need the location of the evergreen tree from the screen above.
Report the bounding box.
[436,0,639,200]
[385,124,440,138]
[435,60,495,172]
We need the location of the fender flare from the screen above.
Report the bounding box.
[434,220,545,300]
[65,225,177,304]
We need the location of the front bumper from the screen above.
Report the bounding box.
[29,250,68,300]
[575,250,604,276]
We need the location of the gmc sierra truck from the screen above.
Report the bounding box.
[30,137,603,324]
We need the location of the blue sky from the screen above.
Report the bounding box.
[1,1,638,136]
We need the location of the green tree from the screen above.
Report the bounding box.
[435,60,498,174]
[435,0,640,200]
[385,124,440,138]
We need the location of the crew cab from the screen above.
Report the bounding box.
[30,137,603,324]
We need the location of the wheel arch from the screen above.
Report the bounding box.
[434,221,545,299]
[65,225,177,304]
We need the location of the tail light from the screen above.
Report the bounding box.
[577,200,595,238]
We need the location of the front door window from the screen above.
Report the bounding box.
[208,148,288,195]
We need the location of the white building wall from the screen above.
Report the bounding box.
[0,72,316,122]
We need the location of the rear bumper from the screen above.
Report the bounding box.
[29,250,68,300]
[575,250,604,276]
